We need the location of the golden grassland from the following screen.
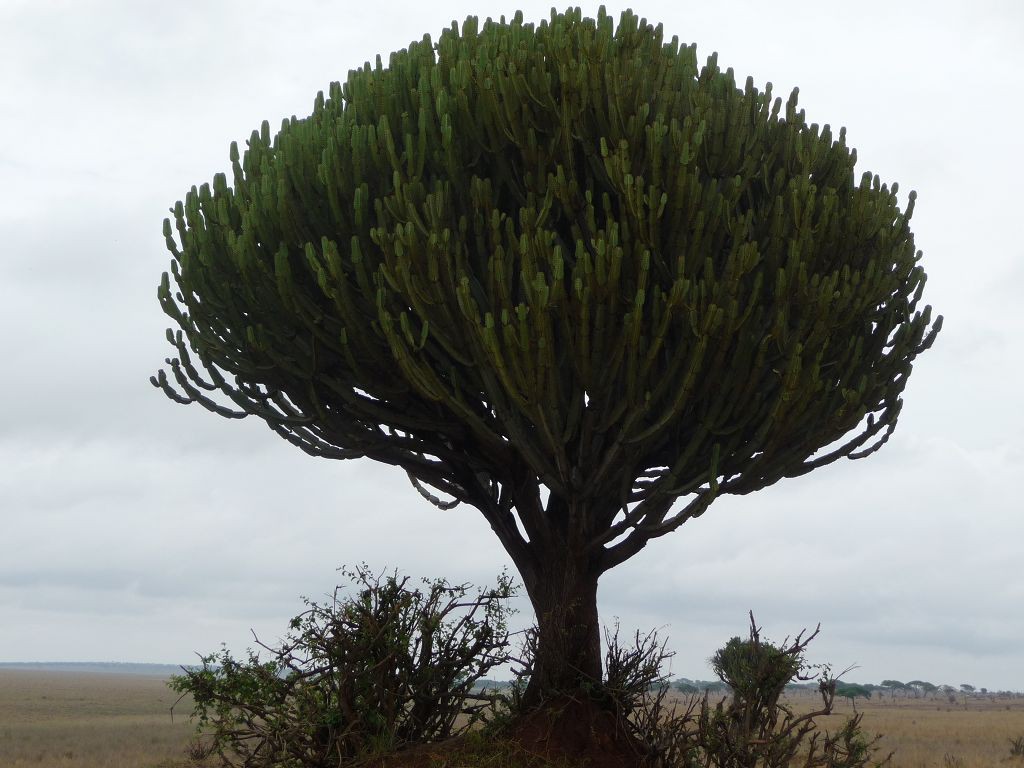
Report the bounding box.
[1,669,1023,768]
[0,669,195,768]
[799,689,1024,768]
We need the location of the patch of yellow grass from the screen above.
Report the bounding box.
[0,669,195,768]
[780,689,1024,768]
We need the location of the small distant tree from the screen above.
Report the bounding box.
[960,684,976,694]
[880,680,906,699]
[906,680,935,699]
[836,683,873,711]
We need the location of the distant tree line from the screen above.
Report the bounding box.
[671,676,1022,700]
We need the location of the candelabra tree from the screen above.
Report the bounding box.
[153,7,941,706]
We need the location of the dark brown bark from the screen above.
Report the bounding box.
[520,552,603,706]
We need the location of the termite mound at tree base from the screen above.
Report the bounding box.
[368,696,648,768]
[505,694,648,768]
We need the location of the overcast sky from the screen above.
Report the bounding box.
[1,0,1021,692]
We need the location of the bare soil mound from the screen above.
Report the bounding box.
[369,696,647,768]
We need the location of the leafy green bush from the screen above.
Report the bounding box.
[170,565,516,767]
[711,629,802,714]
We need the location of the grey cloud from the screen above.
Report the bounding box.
[1,0,1021,691]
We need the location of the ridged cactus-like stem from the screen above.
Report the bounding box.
[154,7,940,701]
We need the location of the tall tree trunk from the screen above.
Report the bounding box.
[520,554,603,706]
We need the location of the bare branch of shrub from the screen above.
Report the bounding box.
[588,613,893,768]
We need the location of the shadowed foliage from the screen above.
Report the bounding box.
[170,566,515,767]
[626,616,891,768]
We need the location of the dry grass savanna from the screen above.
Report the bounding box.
[2,668,1023,767]
[0,668,195,768]
[776,687,1024,768]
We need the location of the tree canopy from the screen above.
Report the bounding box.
[153,7,941,699]
[155,7,939,571]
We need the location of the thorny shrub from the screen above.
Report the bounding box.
[497,612,891,768]
[173,566,892,768]
[622,613,892,768]
[170,565,516,767]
